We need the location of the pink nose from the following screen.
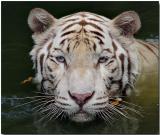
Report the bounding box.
[68,91,94,106]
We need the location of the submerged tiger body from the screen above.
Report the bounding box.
[28,8,158,122]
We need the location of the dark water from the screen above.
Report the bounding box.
[1,1,159,134]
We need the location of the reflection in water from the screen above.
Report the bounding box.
[33,110,139,134]
[1,96,140,133]
[1,96,32,122]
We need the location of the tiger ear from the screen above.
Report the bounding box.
[111,11,141,36]
[28,8,57,33]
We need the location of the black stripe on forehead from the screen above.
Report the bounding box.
[61,19,104,33]
[89,13,108,21]
[72,41,79,51]
[88,18,104,23]
[63,18,79,22]
[79,20,104,32]
[90,30,104,38]
[86,22,104,32]
[61,18,79,24]
[93,36,104,45]
[61,30,76,37]
[62,22,78,31]
[60,38,66,45]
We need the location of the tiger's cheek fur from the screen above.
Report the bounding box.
[100,59,119,78]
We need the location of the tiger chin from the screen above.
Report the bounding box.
[28,8,158,123]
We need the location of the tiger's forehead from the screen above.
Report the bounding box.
[59,12,110,23]
[52,12,113,53]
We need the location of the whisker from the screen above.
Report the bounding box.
[113,105,138,121]
[33,91,55,96]
[117,109,138,121]
[45,107,61,121]
[33,99,55,112]
[117,104,143,117]
[108,104,132,120]
[103,109,114,121]
[60,111,66,120]
[99,112,112,126]
[104,107,120,121]
[105,105,124,120]
[49,108,61,121]
[13,98,47,108]
[43,110,53,120]
[9,95,54,100]
[38,104,57,122]
[109,97,143,111]
[55,110,64,120]
[120,100,143,110]
[46,107,60,121]
[38,111,51,122]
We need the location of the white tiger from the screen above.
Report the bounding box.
[28,8,158,122]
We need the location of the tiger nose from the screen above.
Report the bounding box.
[68,91,95,106]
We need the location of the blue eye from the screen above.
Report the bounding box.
[98,56,109,63]
[56,56,65,63]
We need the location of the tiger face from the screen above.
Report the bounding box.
[28,8,141,122]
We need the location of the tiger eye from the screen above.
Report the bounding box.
[98,56,109,63]
[56,56,65,63]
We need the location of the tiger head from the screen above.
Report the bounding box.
[28,8,141,122]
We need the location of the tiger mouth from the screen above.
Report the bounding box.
[70,109,93,122]
[70,98,123,122]
[75,109,89,117]
[75,111,88,116]
[71,113,93,122]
